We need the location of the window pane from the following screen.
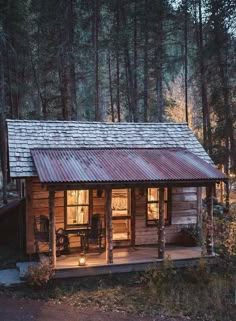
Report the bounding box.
[112,189,128,216]
[67,190,89,205]
[148,188,158,202]
[67,206,89,225]
[113,219,130,240]
[147,203,159,220]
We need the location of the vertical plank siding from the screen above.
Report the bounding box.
[26,178,200,254]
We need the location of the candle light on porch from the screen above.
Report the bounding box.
[78,252,86,266]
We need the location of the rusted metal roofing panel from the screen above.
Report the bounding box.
[31,148,226,184]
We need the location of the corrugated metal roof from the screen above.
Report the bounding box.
[31,148,226,184]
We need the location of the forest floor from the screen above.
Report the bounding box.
[0,265,235,321]
[0,294,193,321]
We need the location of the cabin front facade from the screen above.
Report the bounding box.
[7,120,226,273]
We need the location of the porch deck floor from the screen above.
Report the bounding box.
[56,246,202,269]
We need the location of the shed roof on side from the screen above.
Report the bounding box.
[7,120,212,177]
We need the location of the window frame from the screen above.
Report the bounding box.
[64,190,92,229]
[111,188,131,241]
[145,188,171,227]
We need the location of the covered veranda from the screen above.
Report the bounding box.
[31,147,226,270]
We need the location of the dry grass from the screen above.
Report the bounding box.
[3,261,235,321]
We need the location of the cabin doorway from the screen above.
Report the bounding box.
[112,189,131,242]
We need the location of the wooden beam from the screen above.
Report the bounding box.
[26,178,35,254]
[206,185,214,255]
[131,188,136,247]
[158,188,165,259]
[197,187,204,254]
[105,188,113,264]
[49,190,56,267]
[46,180,226,192]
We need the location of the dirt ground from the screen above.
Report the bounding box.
[0,294,191,321]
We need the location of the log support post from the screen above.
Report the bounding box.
[131,188,136,248]
[158,188,165,259]
[206,185,214,256]
[105,188,113,264]
[49,190,56,267]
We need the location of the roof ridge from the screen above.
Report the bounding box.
[6,119,188,125]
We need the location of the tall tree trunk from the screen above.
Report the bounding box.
[116,9,121,122]
[184,0,188,124]
[133,0,138,121]
[210,0,234,208]
[198,0,212,154]
[94,0,100,121]
[60,0,77,121]
[121,4,137,122]
[143,0,149,122]
[108,51,115,122]
[0,45,8,204]
[125,61,132,121]
[156,0,164,122]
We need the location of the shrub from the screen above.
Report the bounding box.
[180,224,201,246]
[25,261,55,288]
[214,207,236,260]
[142,257,177,296]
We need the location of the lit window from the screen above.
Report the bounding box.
[146,188,169,226]
[112,189,129,216]
[112,189,131,240]
[66,190,89,226]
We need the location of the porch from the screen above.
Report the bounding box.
[28,147,226,271]
[54,245,207,278]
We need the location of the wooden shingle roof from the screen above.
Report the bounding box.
[7,120,212,177]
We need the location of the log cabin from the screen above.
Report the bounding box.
[7,120,226,273]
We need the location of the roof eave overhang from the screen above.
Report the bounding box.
[44,178,227,191]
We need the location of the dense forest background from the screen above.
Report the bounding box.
[0,0,235,195]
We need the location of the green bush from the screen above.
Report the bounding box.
[25,262,55,288]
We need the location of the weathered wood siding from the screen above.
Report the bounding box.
[26,178,65,253]
[26,179,200,254]
[135,187,199,245]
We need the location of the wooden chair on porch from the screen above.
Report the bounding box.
[34,215,49,253]
[34,215,70,256]
[86,214,105,252]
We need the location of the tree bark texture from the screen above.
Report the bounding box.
[49,190,56,267]
[108,51,115,122]
[60,0,77,121]
[116,9,121,122]
[105,188,113,264]
[0,46,8,204]
[94,0,100,121]
[158,188,165,259]
[184,0,188,124]
[198,0,212,155]
[155,0,164,122]
[143,0,149,122]
[206,185,214,256]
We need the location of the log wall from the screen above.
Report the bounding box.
[26,178,200,254]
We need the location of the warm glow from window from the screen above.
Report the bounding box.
[112,189,131,240]
[147,188,168,224]
[112,189,129,216]
[67,190,89,225]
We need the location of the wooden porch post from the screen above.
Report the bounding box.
[131,188,136,248]
[158,188,165,259]
[105,188,113,264]
[206,185,214,256]
[49,190,56,267]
